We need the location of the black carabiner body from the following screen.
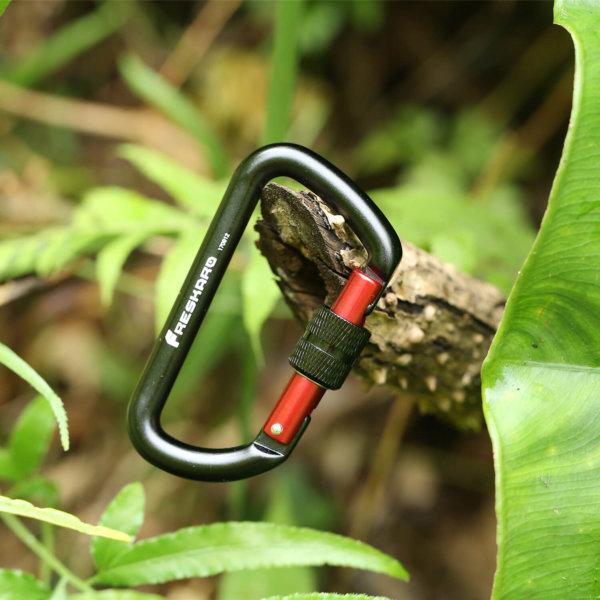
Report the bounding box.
[127,144,402,482]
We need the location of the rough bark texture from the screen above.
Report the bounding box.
[257,183,506,430]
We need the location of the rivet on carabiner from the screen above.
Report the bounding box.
[127,144,402,482]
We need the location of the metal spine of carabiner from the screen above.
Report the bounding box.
[127,144,402,482]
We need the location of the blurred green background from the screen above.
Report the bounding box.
[0,1,572,599]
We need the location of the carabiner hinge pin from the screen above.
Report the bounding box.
[270,423,284,435]
[262,269,383,445]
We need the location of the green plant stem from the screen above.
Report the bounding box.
[1,514,93,593]
[228,338,258,519]
[262,0,303,145]
[40,522,54,586]
[238,339,258,444]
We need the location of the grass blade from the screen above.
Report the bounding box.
[1,2,131,86]
[119,54,229,178]
[262,0,303,145]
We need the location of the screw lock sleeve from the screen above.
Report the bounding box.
[289,305,371,390]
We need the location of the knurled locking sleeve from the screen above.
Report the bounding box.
[289,305,371,389]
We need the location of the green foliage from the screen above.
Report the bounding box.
[262,596,391,600]
[0,466,406,597]
[219,481,318,600]
[0,343,69,450]
[0,4,406,599]
[96,233,148,307]
[153,228,200,333]
[74,187,191,234]
[71,592,164,600]
[363,106,535,294]
[293,0,382,56]
[48,578,67,600]
[91,483,145,572]
[0,185,189,283]
[116,144,227,218]
[0,569,50,600]
[0,0,10,19]
[0,146,286,371]
[118,54,229,178]
[482,0,600,596]
[219,561,315,600]
[372,180,533,294]
[0,228,94,282]
[91,521,407,587]
[0,2,131,86]
[356,106,444,175]
[0,496,130,541]
[241,241,282,364]
[167,275,244,406]
[0,396,55,480]
[0,323,403,598]
[0,482,404,598]
[263,0,303,145]
[9,476,58,509]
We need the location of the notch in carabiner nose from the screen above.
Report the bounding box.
[127,144,402,482]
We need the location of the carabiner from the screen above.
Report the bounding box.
[127,144,402,482]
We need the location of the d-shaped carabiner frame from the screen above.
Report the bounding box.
[127,144,402,482]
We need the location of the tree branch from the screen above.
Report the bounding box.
[257,183,505,429]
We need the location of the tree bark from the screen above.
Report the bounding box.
[257,183,505,430]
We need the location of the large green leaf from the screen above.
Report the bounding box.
[482,1,600,597]
[0,569,50,600]
[90,522,408,586]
